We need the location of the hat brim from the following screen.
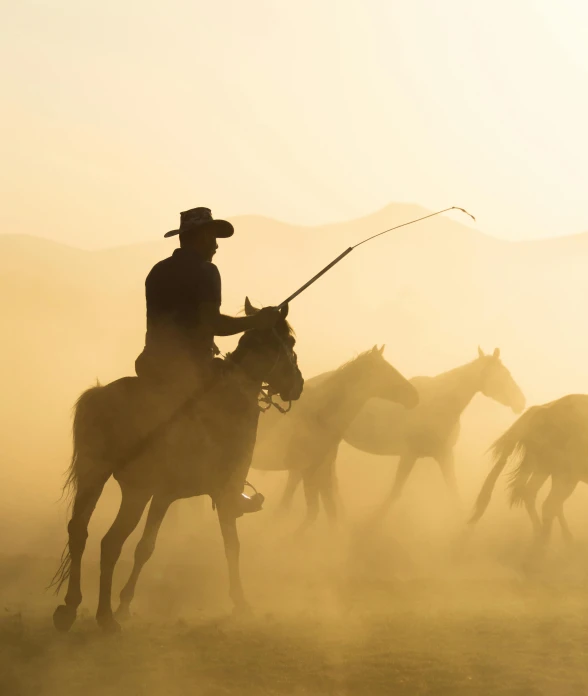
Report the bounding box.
[164,219,234,239]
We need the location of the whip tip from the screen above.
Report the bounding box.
[452,206,476,222]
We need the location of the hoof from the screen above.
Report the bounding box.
[53,604,77,632]
[114,604,132,623]
[97,614,122,634]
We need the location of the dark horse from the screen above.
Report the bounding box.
[469,393,588,551]
[52,299,304,632]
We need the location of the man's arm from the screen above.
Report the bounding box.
[197,263,280,336]
[200,302,280,337]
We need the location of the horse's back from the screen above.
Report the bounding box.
[545,393,588,415]
[521,394,588,477]
[73,375,162,461]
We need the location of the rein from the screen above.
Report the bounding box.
[258,387,292,414]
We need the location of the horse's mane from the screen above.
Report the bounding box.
[409,356,503,400]
[235,305,295,339]
[303,350,378,391]
[334,349,378,373]
[227,316,295,366]
[415,357,486,385]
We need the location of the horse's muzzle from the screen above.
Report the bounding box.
[281,376,304,403]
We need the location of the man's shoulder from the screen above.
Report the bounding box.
[146,255,174,283]
[146,253,220,282]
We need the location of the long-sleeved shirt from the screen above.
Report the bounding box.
[144,247,221,361]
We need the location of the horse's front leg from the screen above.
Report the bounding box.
[276,468,304,516]
[96,486,151,632]
[377,453,417,515]
[436,449,462,513]
[217,503,250,614]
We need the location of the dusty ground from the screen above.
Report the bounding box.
[4,595,588,696]
[3,499,588,696]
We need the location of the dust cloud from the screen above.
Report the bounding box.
[2,205,588,695]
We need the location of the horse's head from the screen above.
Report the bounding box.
[354,345,419,409]
[236,297,304,403]
[477,347,525,414]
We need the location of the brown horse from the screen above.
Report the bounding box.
[469,393,588,549]
[251,346,419,528]
[52,299,304,633]
[278,348,525,525]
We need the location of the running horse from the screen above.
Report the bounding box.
[251,346,419,528]
[469,393,588,550]
[52,299,304,632]
[278,348,525,525]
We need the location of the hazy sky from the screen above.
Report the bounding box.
[2,0,588,248]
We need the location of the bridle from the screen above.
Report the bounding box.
[256,327,298,414]
[224,327,298,415]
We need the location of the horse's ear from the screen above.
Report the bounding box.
[493,347,500,359]
[371,344,378,353]
[379,344,385,355]
[280,303,289,319]
[244,297,258,316]
[478,346,484,358]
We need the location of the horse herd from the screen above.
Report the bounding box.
[50,299,588,632]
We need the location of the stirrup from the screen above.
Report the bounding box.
[240,481,265,513]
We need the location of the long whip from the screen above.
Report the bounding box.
[278,206,475,309]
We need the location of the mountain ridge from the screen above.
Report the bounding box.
[4,202,585,255]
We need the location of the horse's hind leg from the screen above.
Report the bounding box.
[96,485,151,632]
[536,475,577,555]
[521,471,548,541]
[116,495,173,621]
[294,466,321,534]
[318,445,341,528]
[53,469,108,632]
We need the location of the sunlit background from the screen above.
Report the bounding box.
[2,0,588,247]
[4,4,588,692]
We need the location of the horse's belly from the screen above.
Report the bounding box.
[343,400,456,458]
[343,408,405,456]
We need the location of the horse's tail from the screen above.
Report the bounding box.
[50,382,106,593]
[62,382,106,504]
[506,448,542,509]
[469,406,540,525]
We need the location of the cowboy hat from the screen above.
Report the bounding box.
[164,207,234,238]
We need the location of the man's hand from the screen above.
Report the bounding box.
[251,306,282,330]
[200,301,283,337]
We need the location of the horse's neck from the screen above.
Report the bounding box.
[315,363,374,432]
[430,360,484,417]
[223,355,264,405]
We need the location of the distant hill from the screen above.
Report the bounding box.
[2,203,588,498]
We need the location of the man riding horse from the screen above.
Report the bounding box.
[135,207,281,515]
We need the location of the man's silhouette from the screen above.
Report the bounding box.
[135,207,280,513]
